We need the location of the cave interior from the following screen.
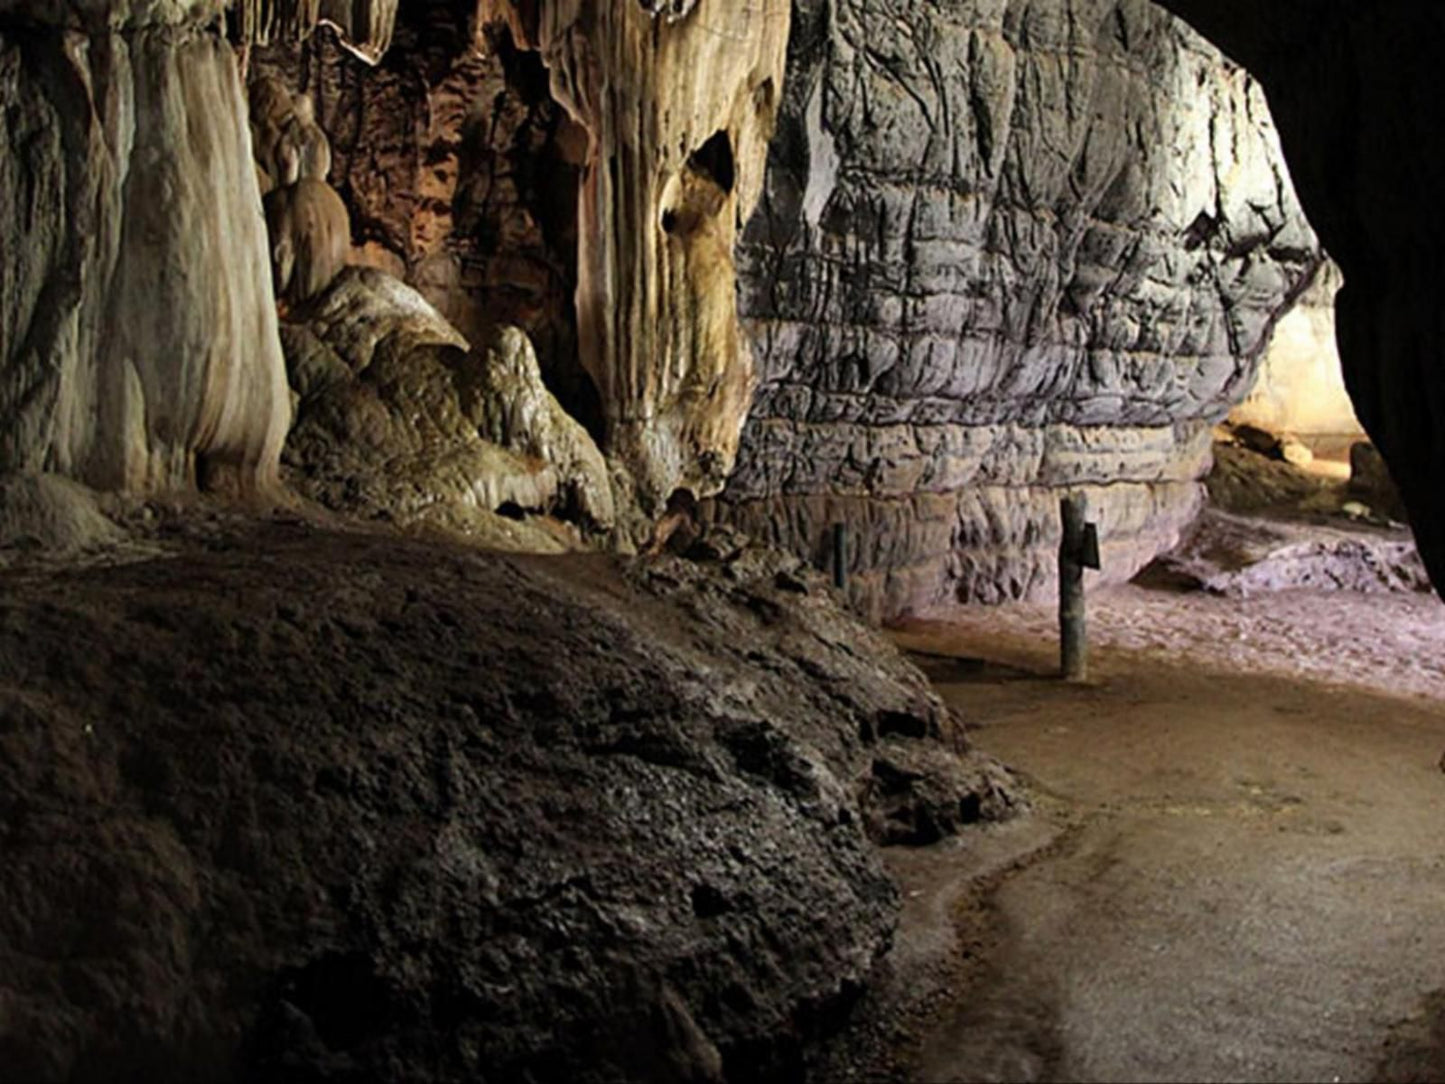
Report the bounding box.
[3,0,1445,1080]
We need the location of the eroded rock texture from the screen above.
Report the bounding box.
[1154,0,1445,600]
[280,267,611,545]
[0,0,289,494]
[0,518,1018,1082]
[715,0,1320,619]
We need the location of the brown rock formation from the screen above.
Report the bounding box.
[0,516,1019,1081]
[713,0,1320,619]
[0,0,289,495]
[248,5,595,432]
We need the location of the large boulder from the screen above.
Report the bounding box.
[714,0,1321,620]
[0,519,1019,1082]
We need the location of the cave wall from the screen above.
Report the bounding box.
[712,0,1321,620]
[1230,259,1361,445]
[1154,0,1445,596]
[0,0,290,494]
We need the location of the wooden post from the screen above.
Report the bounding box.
[1059,495,1088,682]
[832,523,848,591]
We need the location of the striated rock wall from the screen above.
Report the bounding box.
[715,0,1320,619]
[0,0,290,494]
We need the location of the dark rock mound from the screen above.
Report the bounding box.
[0,519,1019,1082]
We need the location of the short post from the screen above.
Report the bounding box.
[832,522,848,592]
[1058,495,1098,682]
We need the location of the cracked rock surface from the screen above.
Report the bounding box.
[718,0,1321,619]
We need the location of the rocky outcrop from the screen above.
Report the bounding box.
[714,0,1320,619]
[0,516,1019,1082]
[1154,1,1445,599]
[1147,507,1428,597]
[0,0,289,495]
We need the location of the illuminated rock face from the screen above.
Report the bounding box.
[1231,260,1362,444]
[486,0,792,509]
[0,0,289,494]
[715,0,1321,618]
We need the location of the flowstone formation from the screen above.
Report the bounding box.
[241,30,615,545]
[482,0,792,508]
[250,0,790,518]
[714,0,1321,619]
[0,0,289,495]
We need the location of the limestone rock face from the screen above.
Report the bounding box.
[0,520,1019,1081]
[1230,260,1362,444]
[715,0,1320,618]
[1155,0,1445,597]
[487,0,792,508]
[0,0,289,494]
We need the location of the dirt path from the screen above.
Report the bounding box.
[890,593,1445,1083]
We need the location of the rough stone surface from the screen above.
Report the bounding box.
[1146,507,1429,597]
[0,5,289,495]
[0,516,1020,1083]
[716,0,1320,618]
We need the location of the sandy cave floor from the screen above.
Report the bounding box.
[857,584,1445,1083]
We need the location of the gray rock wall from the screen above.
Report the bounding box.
[716,0,1321,619]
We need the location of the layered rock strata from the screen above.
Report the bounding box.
[715,0,1321,617]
